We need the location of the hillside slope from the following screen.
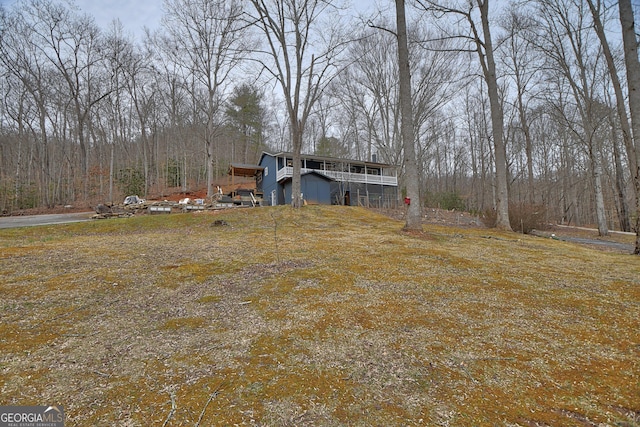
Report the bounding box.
[0,206,638,426]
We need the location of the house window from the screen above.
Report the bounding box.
[306,160,322,170]
[264,166,268,176]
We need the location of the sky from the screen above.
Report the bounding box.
[0,0,162,37]
[77,0,164,38]
[9,0,378,41]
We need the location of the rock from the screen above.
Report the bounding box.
[95,204,111,214]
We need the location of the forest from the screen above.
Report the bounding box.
[0,0,638,239]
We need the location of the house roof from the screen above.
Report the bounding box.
[228,163,264,177]
[260,151,395,168]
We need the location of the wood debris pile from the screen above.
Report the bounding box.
[92,193,262,219]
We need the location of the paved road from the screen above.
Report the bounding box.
[0,212,94,229]
[555,235,634,252]
[531,229,635,253]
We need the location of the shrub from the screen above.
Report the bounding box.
[425,191,466,211]
[117,167,145,196]
[510,203,547,234]
[16,183,38,210]
[166,158,182,188]
[481,208,497,228]
[482,203,547,233]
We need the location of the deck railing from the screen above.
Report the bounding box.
[276,167,398,186]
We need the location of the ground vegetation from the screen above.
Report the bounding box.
[0,206,637,425]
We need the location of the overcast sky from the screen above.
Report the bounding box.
[77,0,164,37]
[0,0,379,41]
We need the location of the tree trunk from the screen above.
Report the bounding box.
[182,151,188,193]
[109,143,114,204]
[588,0,637,175]
[618,0,640,253]
[141,127,149,197]
[613,137,632,231]
[291,123,304,208]
[515,84,534,205]
[396,0,422,231]
[588,0,632,232]
[477,0,512,231]
[206,136,214,198]
[77,113,89,201]
[589,146,609,236]
[206,89,216,197]
[609,110,632,231]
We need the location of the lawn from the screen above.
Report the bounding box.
[0,206,638,426]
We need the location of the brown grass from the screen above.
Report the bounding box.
[0,206,638,426]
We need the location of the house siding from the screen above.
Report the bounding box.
[259,154,279,206]
[284,173,333,205]
[258,152,397,207]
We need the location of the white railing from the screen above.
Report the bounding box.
[276,167,397,186]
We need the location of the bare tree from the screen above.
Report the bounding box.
[499,8,543,205]
[161,0,248,197]
[586,0,633,231]
[396,0,422,230]
[618,0,640,253]
[330,65,379,162]
[339,13,460,212]
[0,5,54,207]
[345,26,402,167]
[415,0,512,230]
[533,0,609,236]
[22,0,111,201]
[147,30,194,193]
[247,0,348,208]
[101,20,134,203]
[462,85,494,213]
[122,46,156,197]
[602,88,632,232]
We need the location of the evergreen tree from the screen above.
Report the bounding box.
[225,84,266,164]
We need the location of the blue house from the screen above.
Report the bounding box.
[257,152,398,207]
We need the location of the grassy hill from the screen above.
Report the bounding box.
[0,206,638,426]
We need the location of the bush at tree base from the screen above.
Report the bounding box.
[482,203,547,233]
